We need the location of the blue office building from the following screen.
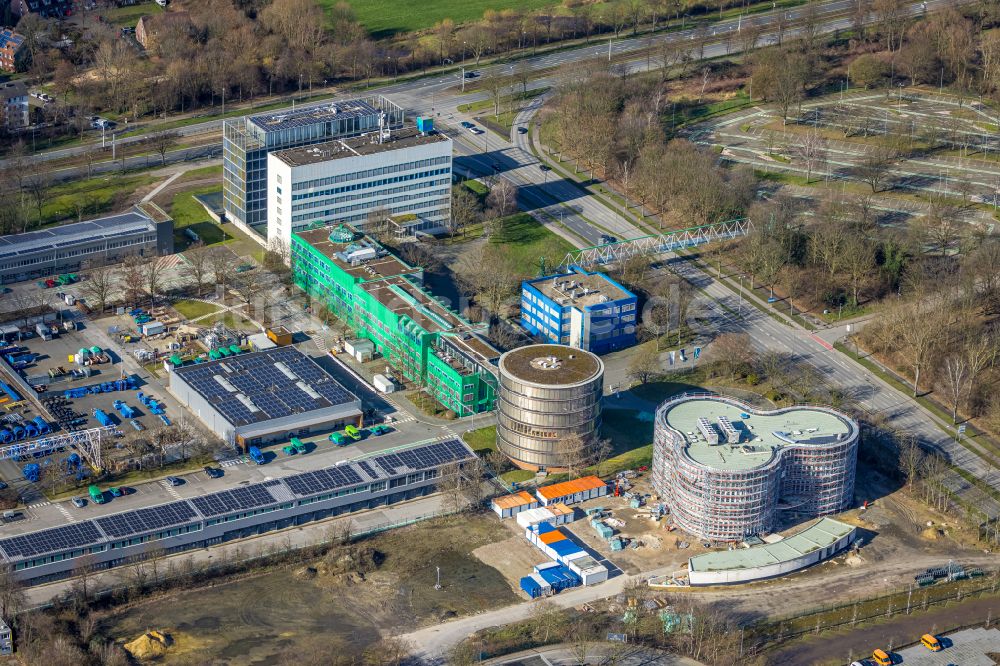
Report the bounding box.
[521,266,637,354]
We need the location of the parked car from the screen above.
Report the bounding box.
[165,476,182,486]
[109,486,123,497]
[368,424,392,436]
[329,432,350,446]
[344,425,362,441]
[71,496,86,508]
[204,466,223,479]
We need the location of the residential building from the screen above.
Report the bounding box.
[652,394,859,542]
[135,11,193,51]
[0,80,28,131]
[268,125,452,248]
[291,225,499,416]
[0,203,173,285]
[10,0,72,18]
[521,266,637,354]
[0,29,27,72]
[222,96,403,238]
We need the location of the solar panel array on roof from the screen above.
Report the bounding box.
[0,439,477,561]
[371,438,471,476]
[0,210,154,260]
[0,29,24,51]
[191,482,285,517]
[96,501,198,538]
[248,100,382,133]
[174,346,357,427]
[0,522,103,559]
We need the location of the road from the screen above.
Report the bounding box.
[8,0,969,183]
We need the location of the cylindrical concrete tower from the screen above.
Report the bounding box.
[496,344,604,471]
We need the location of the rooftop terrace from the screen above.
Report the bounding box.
[661,397,856,471]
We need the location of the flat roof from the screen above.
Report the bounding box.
[528,269,633,309]
[294,227,417,282]
[273,127,449,167]
[248,98,385,133]
[363,276,470,335]
[0,438,474,562]
[493,491,537,510]
[537,475,605,500]
[688,518,855,572]
[171,346,358,428]
[0,209,155,261]
[662,397,856,471]
[499,345,603,387]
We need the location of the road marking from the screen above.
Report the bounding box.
[56,504,75,523]
[27,501,50,508]
[160,481,183,500]
[810,334,834,350]
[219,457,245,468]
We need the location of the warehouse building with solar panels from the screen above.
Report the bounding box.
[168,346,362,447]
[0,203,173,285]
[0,438,475,585]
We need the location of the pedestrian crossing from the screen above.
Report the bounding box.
[56,503,75,523]
[160,480,183,500]
[27,500,50,508]
[219,457,245,468]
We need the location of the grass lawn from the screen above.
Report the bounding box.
[172,299,221,321]
[169,185,230,249]
[463,425,497,453]
[502,469,536,484]
[335,0,555,37]
[489,212,575,277]
[39,173,158,227]
[176,164,223,182]
[97,3,162,27]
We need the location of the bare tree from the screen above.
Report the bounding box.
[81,263,117,312]
[556,432,591,479]
[940,334,998,423]
[142,255,165,309]
[794,130,828,183]
[856,144,897,193]
[450,185,482,238]
[0,568,24,620]
[184,241,211,298]
[151,131,179,165]
[896,433,925,489]
[119,254,147,306]
[485,179,518,220]
[627,344,661,385]
[454,245,518,320]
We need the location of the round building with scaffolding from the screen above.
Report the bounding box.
[652,393,859,542]
[496,344,604,472]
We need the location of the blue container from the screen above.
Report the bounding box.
[550,539,584,560]
[32,416,50,434]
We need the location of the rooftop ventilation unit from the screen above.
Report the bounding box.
[717,415,740,443]
[697,417,719,445]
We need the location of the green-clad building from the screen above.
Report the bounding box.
[292,225,499,416]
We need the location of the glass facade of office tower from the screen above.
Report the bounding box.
[222,95,404,235]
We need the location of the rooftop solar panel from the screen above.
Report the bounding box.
[0,521,103,559]
[173,347,357,427]
[96,501,198,539]
[191,482,283,518]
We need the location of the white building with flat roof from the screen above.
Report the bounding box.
[267,126,452,250]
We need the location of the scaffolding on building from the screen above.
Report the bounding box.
[558,218,753,271]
